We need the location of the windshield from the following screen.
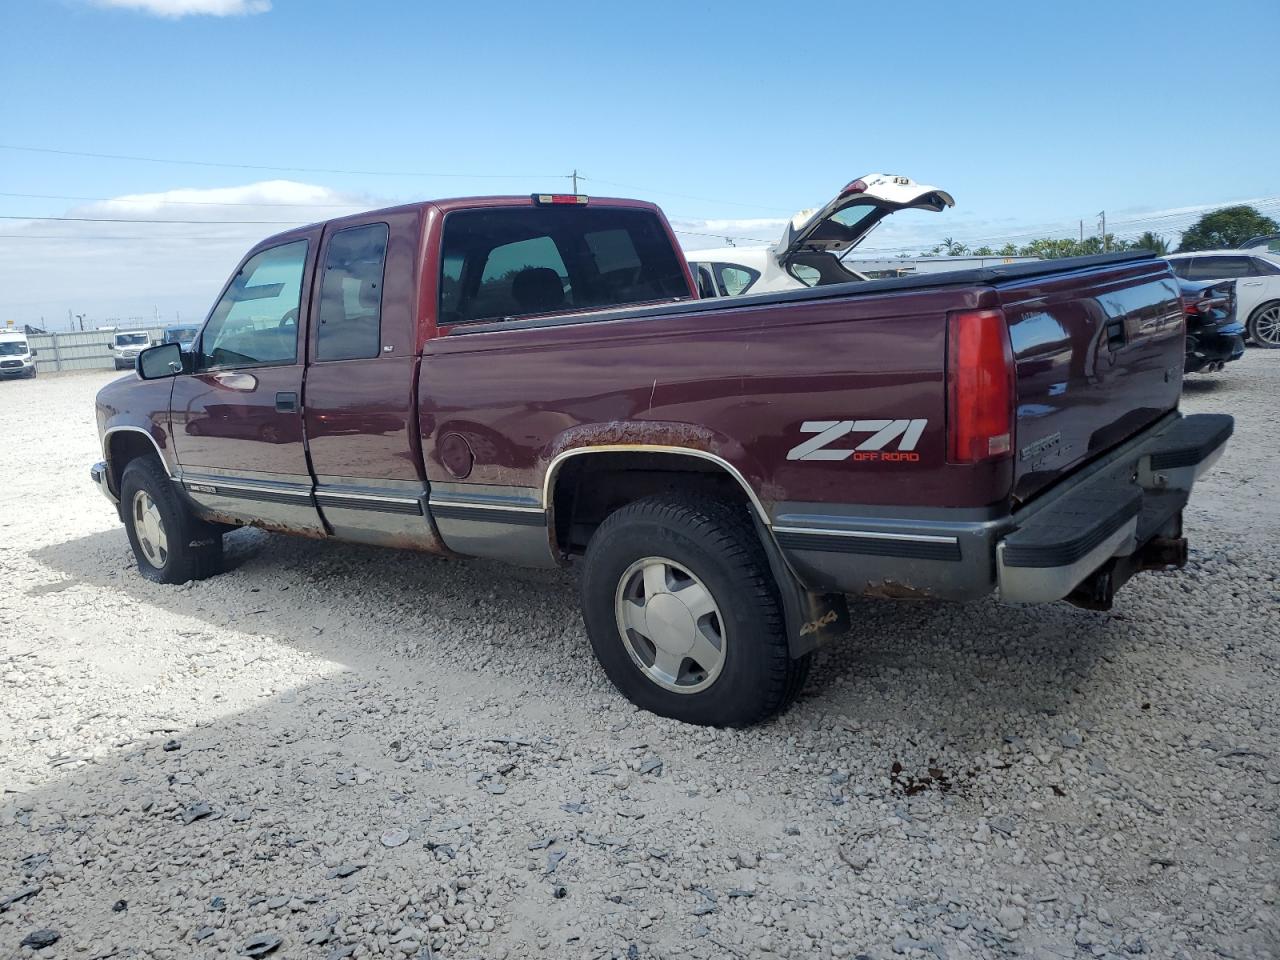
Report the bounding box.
[115,333,148,346]
[0,341,28,356]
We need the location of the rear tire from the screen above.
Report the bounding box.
[579,494,809,727]
[120,457,223,584]
[1247,301,1280,348]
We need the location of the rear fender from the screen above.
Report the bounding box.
[542,421,848,657]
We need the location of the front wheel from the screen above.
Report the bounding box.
[1247,302,1280,348]
[120,457,223,584]
[579,494,810,727]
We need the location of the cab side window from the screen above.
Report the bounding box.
[316,224,389,361]
[200,240,308,369]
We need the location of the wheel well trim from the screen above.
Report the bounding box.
[540,444,771,528]
[104,425,172,478]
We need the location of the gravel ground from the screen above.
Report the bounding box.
[1,357,1277,960]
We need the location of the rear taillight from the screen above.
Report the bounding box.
[947,308,1015,464]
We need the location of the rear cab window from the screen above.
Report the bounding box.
[316,223,389,361]
[438,206,690,325]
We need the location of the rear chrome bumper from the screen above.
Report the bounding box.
[91,460,118,506]
[774,412,1233,606]
[995,413,1233,603]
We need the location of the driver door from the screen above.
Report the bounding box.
[169,231,325,535]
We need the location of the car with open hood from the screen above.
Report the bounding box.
[688,174,954,297]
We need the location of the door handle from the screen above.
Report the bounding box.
[275,391,299,413]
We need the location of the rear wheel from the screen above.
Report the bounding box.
[579,494,809,727]
[120,457,223,584]
[1248,301,1280,348]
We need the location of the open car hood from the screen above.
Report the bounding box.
[774,174,954,262]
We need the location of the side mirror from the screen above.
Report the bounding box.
[137,342,184,380]
[29,349,37,357]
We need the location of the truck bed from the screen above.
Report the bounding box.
[446,251,1157,334]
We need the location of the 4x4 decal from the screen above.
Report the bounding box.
[786,419,927,462]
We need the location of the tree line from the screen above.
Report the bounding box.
[915,205,1278,260]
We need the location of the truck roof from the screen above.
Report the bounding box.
[249,194,666,254]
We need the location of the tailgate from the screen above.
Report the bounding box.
[998,258,1184,503]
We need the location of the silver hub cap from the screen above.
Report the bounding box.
[131,490,169,568]
[614,557,726,694]
[1254,305,1280,346]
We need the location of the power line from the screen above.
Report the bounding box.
[0,190,367,209]
[1,214,307,225]
[583,176,791,214]
[0,234,263,241]
[0,143,562,180]
[671,228,776,244]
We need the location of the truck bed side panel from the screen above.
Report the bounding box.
[419,285,1010,516]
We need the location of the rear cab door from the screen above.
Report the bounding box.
[301,208,443,550]
[170,230,325,534]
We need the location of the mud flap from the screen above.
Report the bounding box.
[753,515,850,658]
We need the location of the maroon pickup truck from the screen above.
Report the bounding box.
[92,189,1232,726]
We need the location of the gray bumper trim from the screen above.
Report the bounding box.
[91,461,117,506]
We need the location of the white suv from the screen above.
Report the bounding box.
[1165,252,1280,348]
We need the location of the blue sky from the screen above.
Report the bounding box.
[2,0,1278,327]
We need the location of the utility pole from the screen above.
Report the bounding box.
[570,169,579,193]
[67,308,73,332]
[1079,220,1084,247]
[1097,210,1107,251]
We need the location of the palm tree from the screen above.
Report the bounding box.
[1134,231,1169,255]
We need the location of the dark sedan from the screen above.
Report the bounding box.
[1179,277,1244,374]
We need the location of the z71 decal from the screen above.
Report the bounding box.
[787,419,928,462]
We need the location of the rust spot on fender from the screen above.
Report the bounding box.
[546,420,721,459]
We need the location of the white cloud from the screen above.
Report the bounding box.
[0,181,375,329]
[91,0,270,18]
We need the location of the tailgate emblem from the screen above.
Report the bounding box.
[787,419,927,462]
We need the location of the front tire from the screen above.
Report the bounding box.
[579,494,810,727]
[120,457,223,584]
[1247,301,1280,348]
